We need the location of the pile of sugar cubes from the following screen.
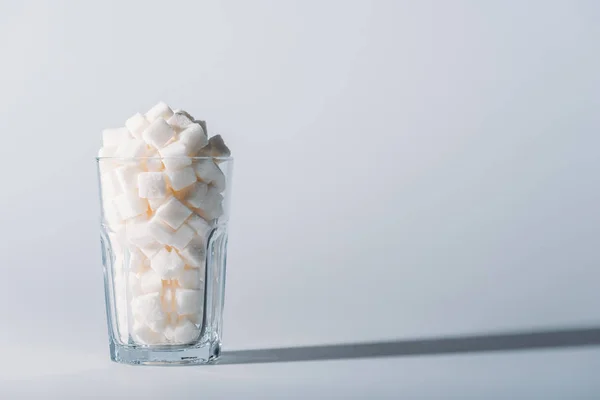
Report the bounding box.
[98,102,230,345]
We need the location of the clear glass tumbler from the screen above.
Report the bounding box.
[96,156,233,365]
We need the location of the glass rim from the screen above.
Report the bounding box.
[96,156,233,161]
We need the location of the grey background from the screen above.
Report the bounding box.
[0,0,599,398]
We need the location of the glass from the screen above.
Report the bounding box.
[96,156,233,365]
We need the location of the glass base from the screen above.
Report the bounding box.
[110,339,222,365]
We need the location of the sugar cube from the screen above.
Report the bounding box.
[142,118,175,149]
[100,169,123,200]
[179,123,207,155]
[128,248,150,274]
[139,242,163,259]
[126,218,158,249]
[174,268,203,290]
[145,101,174,123]
[140,268,163,294]
[150,248,185,278]
[184,182,209,208]
[115,139,149,158]
[192,187,224,220]
[165,166,197,191]
[175,288,203,315]
[194,159,226,192]
[132,322,167,345]
[159,141,192,170]
[198,134,230,158]
[167,112,193,131]
[138,172,166,199]
[125,113,150,140]
[114,164,143,192]
[115,191,148,220]
[148,217,175,245]
[179,237,206,269]
[155,197,192,230]
[169,223,195,251]
[131,292,167,331]
[186,214,212,237]
[170,319,200,344]
[148,195,170,211]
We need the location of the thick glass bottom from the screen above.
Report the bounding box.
[110,339,221,365]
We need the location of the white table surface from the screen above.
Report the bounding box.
[3,344,600,399]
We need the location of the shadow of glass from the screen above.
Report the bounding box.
[216,326,600,365]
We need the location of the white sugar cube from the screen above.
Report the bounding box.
[187,214,213,237]
[143,147,163,172]
[155,197,192,230]
[197,203,224,222]
[103,127,132,147]
[131,292,167,330]
[175,289,203,315]
[194,120,208,136]
[165,166,196,191]
[128,248,150,273]
[148,218,175,245]
[184,182,209,208]
[115,165,143,192]
[173,109,195,120]
[194,159,226,192]
[170,319,200,344]
[179,123,207,155]
[175,268,203,290]
[115,191,148,220]
[126,219,157,249]
[208,134,230,157]
[129,213,150,224]
[164,324,176,342]
[148,216,194,250]
[150,248,185,278]
[139,242,163,259]
[145,101,174,123]
[140,268,163,294]
[192,187,224,220]
[125,113,150,140]
[159,142,192,170]
[132,322,167,345]
[98,155,120,174]
[179,237,206,268]
[146,158,163,172]
[167,112,193,131]
[146,159,163,172]
[101,170,123,200]
[98,146,118,159]
[198,135,230,158]
[148,195,170,211]
[115,139,149,158]
[138,172,166,199]
[128,271,143,297]
[169,223,195,251]
[103,200,124,228]
[142,118,175,149]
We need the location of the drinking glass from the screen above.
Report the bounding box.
[96,156,233,365]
